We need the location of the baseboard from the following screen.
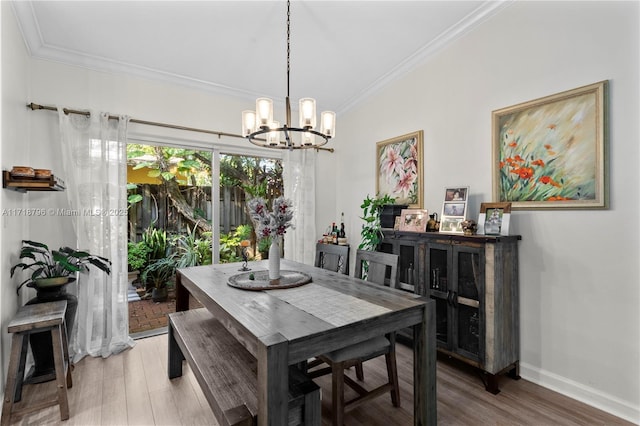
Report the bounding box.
[520,362,640,424]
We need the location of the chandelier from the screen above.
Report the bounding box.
[241,0,336,150]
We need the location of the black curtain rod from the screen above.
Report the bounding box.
[26,102,334,153]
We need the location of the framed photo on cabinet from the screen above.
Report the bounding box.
[399,209,428,232]
[439,217,464,234]
[478,202,511,236]
[439,186,468,234]
[376,131,424,208]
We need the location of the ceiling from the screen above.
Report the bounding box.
[11,1,510,115]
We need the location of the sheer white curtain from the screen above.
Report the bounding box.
[58,108,134,361]
[283,149,317,265]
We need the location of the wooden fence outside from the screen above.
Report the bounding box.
[128,184,250,240]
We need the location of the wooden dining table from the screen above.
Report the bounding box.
[174,259,436,426]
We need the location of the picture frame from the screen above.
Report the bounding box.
[492,80,608,210]
[478,202,512,236]
[376,130,424,208]
[444,187,467,201]
[439,186,468,234]
[443,202,465,217]
[399,209,428,232]
[439,217,464,234]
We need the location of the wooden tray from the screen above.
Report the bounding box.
[228,270,312,291]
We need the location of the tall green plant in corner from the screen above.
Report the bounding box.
[359,194,396,251]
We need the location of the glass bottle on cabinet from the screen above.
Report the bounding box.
[378,232,421,293]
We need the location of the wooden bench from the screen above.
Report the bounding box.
[1,300,72,426]
[168,308,320,426]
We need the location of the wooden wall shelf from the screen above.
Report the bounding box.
[3,171,65,193]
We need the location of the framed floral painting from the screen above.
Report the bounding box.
[492,81,608,209]
[376,130,424,208]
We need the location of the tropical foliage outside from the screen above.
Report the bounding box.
[126,144,283,298]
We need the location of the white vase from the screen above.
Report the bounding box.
[268,238,281,280]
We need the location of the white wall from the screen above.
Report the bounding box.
[334,1,639,422]
[0,0,33,395]
[0,1,291,396]
[2,0,638,422]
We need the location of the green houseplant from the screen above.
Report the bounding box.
[359,194,396,251]
[10,240,111,294]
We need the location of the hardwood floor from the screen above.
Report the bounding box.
[6,333,632,426]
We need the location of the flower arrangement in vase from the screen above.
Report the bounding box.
[248,196,294,280]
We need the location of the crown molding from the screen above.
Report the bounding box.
[335,0,514,115]
[10,1,266,103]
[12,1,513,115]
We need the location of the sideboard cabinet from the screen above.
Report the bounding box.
[379,230,521,394]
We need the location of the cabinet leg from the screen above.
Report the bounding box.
[485,373,500,395]
[507,361,521,380]
[484,361,519,394]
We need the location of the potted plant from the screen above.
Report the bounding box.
[10,240,111,295]
[359,194,396,251]
[141,256,176,302]
[9,240,111,383]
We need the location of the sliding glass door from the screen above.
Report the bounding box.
[125,143,283,335]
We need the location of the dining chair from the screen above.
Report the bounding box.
[314,243,350,275]
[353,249,398,287]
[309,249,400,426]
[307,243,351,372]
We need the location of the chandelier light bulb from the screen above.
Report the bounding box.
[299,98,317,129]
[302,131,315,146]
[256,98,273,128]
[242,110,257,136]
[320,111,336,138]
[267,121,281,146]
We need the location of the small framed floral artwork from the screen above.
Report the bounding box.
[477,202,511,236]
[376,130,424,208]
[492,81,608,209]
[399,209,428,232]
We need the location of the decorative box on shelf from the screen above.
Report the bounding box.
[3,170,65,192]
[380,204,408,228]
